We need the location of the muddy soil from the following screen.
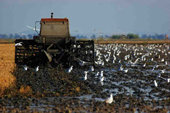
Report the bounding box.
[0,44,170,112]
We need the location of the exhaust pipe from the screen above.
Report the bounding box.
[51,12,53,18]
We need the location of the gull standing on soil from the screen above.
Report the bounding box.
[161,58,164,62]
[95,72,99,78]
[151,58,153,61]
[35,66,39,72]
[100,71,104,85]
[23,65,28,71]
[154,80,158,87]
[101,61,104,66]
[167,78,170,83]
[119,65,123,71]
[84,71,88,80]
[100,71,103,77]
[112,59,115,64]
[143,63,146,67]
[124,69,128,73]
[161,69,165,73]
[90,66,94,71]
[105,93,114,104]
[158,55,160,59]
[100,76,104,86]
[68,66,73,73]
[158,73,161,78]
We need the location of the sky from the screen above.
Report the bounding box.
[0,0,170,36]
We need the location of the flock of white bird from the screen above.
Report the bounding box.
[73,43,169,103]
[20,43,169,104]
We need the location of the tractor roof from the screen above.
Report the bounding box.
[41,18,69,22]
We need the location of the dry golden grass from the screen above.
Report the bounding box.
[0,38,15,43]
[0,44,16,95]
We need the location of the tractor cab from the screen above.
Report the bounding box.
[34,13,71,44]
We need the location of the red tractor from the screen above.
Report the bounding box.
[15,13,94,67]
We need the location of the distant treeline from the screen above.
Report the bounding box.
[0,33,35,39]
[110,34,139,39]
[109,33,167,40]
[140,34,167,40]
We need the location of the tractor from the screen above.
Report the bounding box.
[15,13,94,68]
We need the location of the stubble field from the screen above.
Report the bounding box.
[0,44,15,95]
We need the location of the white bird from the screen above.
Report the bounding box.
[95,72,99,78]
[101,61,104,66]
[151,58,153,61]
[167,78,170,83]
[77,45,81,48]
[124,69,128,73]
[68,66,73,73]
[119,65,123,71]
[15,42,22,46]
[105,93,114,104]
[112,60,115,64]
[85,51,88,54]
[124,55,128,60]
[90,66,94,71]
[118,60,121,63]
[23,65,28,71]
[143,57,146,61]
[161,58,164,62]
[100,71,103,77]
[158,55,160,59]
[161,69,165,73]
[158,73,161,78]
[73,44,76,48]
[154,80,158,87]
[84,71,88,80]
[143,63,146,67]
[100,76,104,82]
[100,79,104,86]
[35,66,39,72]
[105,57,110,62]
[100,74,105,86]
